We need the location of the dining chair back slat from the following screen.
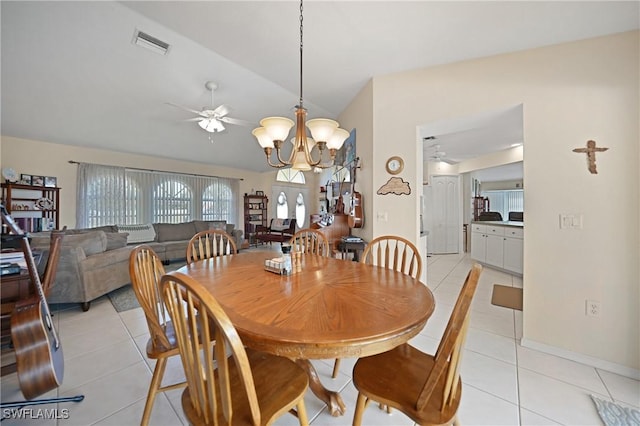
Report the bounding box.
[290,229,330,257]
[361,235,422,280]
[187,230,238,265]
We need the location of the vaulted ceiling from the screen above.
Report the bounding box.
[2,1,637,172]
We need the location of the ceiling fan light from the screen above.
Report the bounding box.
[306,118,338,142]
[252,127,274,149]
[327,128,349,150]
[260,117,294,142]
[199,118,225,133]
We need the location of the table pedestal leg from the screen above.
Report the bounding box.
[295,359,346,417]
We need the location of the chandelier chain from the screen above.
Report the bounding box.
[299,0,304,107]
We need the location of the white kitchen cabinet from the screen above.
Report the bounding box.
[502,227,524,274]
[471,223,523,275]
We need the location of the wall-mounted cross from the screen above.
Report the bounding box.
[573,140,608,174]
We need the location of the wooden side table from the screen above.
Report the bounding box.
[1,270,33,376]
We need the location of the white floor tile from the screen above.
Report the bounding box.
[518,367,607,425]
[460,350,519,404]
[457,384,520,425]
[517,346,609,395]
[597,369,640,408]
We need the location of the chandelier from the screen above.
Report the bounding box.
[252,0,349,171]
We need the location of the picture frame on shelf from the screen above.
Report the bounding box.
[44,176,57,188]
[255,190,264,196]
[20,174,32,185]
[31,175,44,186]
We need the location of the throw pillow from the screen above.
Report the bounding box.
[271,219,288,231]
[105,232,129,250]
[209,221,227,231]
[116,223,156,244]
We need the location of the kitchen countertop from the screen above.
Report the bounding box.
[471,221,524,228]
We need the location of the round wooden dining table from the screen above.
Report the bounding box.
[176,250,435,416]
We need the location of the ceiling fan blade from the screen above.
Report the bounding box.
[212,104,230,117]
[184,117,205,122]
[219,116,254,127]
[166,102,206,116]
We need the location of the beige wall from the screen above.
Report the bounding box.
[337,80,374,242]
[343,31,639,373]
[0,136,270,230]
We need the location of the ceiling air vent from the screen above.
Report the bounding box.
[132,30,170,55]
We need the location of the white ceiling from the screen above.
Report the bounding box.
[2,1,638,173]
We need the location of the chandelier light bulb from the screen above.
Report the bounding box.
[260,117,294,142]
[306,118,338,142]
[252,127,275,149]
[327,128,350,150]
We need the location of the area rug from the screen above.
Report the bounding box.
[107,261,186,312]
[591,395,640,425]
[491,284,523,311]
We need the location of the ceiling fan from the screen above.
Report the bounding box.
[426,144,449,162]
[167,81,253,133]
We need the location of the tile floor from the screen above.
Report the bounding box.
[2,253,638,425]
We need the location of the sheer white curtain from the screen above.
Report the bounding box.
[76,163,126,228]
[76,163,240,227]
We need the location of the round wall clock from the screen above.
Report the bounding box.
[385,156,404,175]
[2,168,17,182]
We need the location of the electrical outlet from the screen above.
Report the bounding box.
[586,299,601,317]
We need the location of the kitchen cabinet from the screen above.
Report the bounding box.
[471,223,523,275]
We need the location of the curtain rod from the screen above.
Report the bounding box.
[68,160,243,181]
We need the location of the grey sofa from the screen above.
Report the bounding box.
[30,220,243,311]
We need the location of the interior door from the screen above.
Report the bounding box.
[428,175,460,254]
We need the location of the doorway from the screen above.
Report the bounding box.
[424,175,460,254]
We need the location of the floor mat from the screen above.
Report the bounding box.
[491,284,523,311]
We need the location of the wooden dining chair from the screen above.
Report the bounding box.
[129,245,187,426]
[332,234,423,378]
[186,229,238,265]
[160,271,310,426]
[351,263,483,426]
[360,235,422,279]
[289,228,330,257]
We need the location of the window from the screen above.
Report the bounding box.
[276,169,306,184]
[153,181,192,223]
[481,189,524,220]
[295,192,306,227]
[202,183,233,221]
[276,192,288,219]
[76,163,239,227]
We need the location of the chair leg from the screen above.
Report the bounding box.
[141,356,168,426]
[352,393,367,426]
[331,358,341,378]
[296,400,309,426]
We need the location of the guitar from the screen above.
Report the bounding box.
[348,158,364,228]
[1,204,64,400]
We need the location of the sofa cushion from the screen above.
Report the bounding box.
[154,222,196,242]
[193,220,227,233]
[62,231,107,256]
[105,232,129,251]
[117,223,156,244]
[225,224,236,235]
